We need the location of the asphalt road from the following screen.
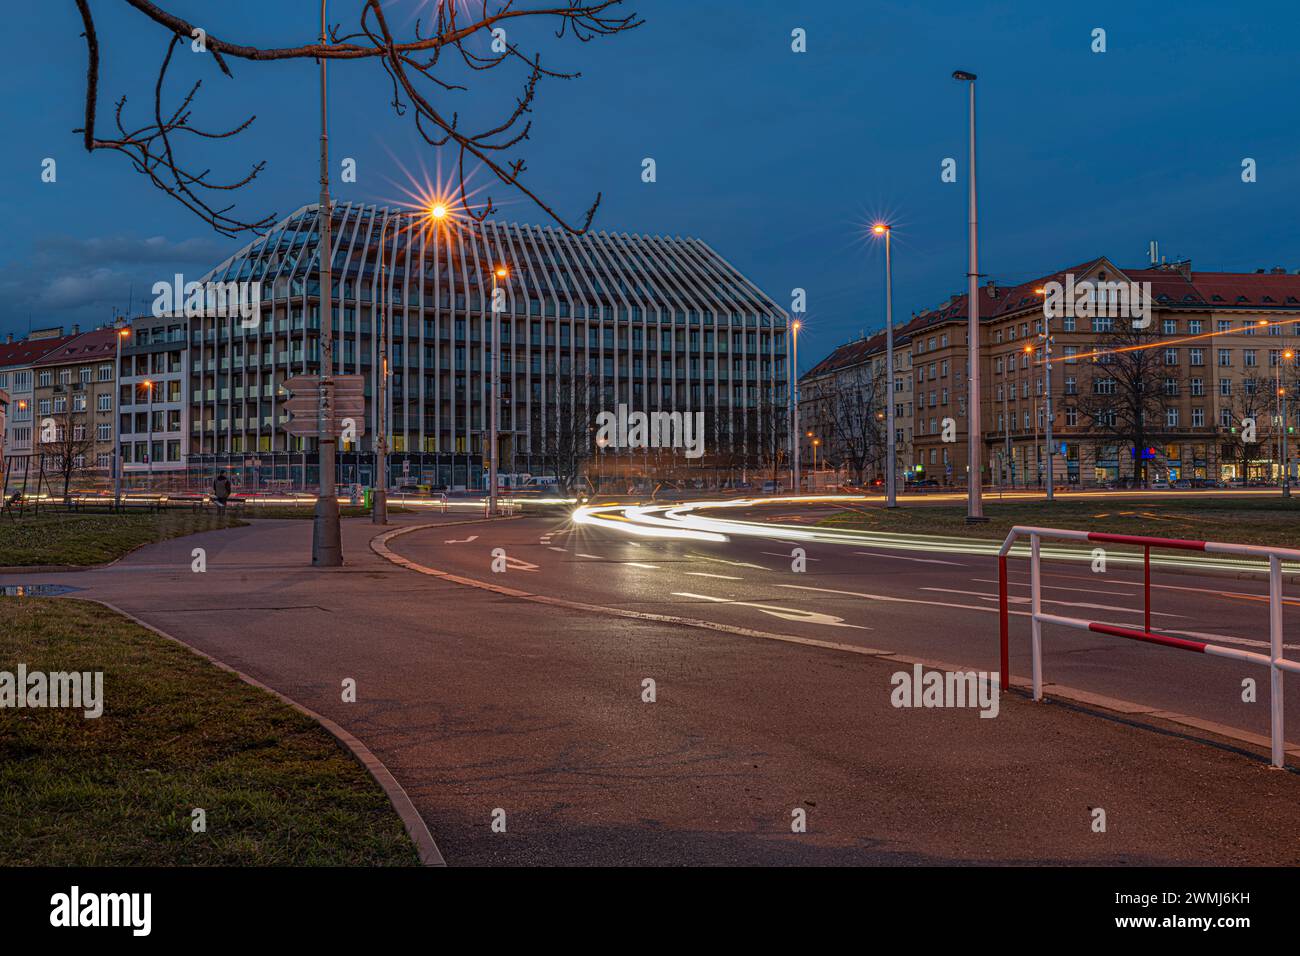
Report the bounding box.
[389,504,1300,747]
[4,512,1300,865]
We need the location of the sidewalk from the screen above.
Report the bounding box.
[3,514,1300,865]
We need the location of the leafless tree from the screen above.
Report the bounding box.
[39,413,97,504]
[1222,374,1280,482]
[1069,324,1176,485]
[72,0,642,237]
[538,371,597,494]
[805,364,887,485]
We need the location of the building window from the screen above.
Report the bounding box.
[1217,349,1231,367]
[1166,407,1179,427]
[1192,407,1204,427]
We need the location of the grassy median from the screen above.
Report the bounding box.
[0,598,419,866]
[0,510,245,567]
[819,494,1300,548]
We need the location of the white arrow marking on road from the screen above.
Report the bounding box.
[854,550,966,566]
[444,534,480,544]
[685,572,742,580]
[672,592,871,629]
[761,551,820,561]
[505,556,539,572]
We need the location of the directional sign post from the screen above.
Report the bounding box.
[281,374,365,439]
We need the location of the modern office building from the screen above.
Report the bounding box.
[185,203,789,489]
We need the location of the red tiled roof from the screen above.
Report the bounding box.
[0,332,79,369]
[31,328,119,366]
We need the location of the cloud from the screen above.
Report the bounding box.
[0,234,232,336]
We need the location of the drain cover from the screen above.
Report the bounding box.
[1,584,85,597]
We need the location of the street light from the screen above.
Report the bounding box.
[489,264,508,516]
[1032,286,1055,502]
[312,0,343,566]
[113,324,130,508]
[953,69,985,522]
[791,320,802,493]
[142,379,154,493]
[872,222,898,508]
[1282,349,1294,497]
[372,212,406,525]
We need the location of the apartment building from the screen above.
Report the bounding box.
[120,315,188,487]
[184,203,789,490]
[31,328,120,487]
[812,256,1300,489]
[0,327,80,490]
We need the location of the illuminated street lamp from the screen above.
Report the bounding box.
[872,222,897,507]
[113,324,130,508]
[1032,286,1055,502]
[1281,348,1294,497]
[791,320,802,492]
[489,264,509,516]
[142,379,154,492]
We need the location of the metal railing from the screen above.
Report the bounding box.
[998,525,1300,767]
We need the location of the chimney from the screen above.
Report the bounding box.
[1148,240,1159,266]
[71,324,80,335]
[4,333,11,345]
[986,279,998,298]
[1272,266,1286,275]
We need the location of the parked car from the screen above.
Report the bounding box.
[760,480,783,494]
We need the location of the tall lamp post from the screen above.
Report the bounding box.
[872,223,897,507]
[489,264,508,516]
[1033,286,1055,502]
[113,324,129,508]
[953,69,985,522]
[142,379,154,493]
[312,0,343,566]
[790,320,801,493]
[372,211,407,525]
[1281,348,1294,497]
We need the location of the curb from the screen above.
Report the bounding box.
[90,598,446,867]
[375,522,1299,770]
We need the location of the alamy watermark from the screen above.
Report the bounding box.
[890,663,999,718]
[0,666,103,718]
[152,274,262,327]
[1041,273,1152,329]
[594,404,706,459]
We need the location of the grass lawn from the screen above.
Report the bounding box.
[0,599,418,866]
[0,510,245,567]
[818,494,1300,549]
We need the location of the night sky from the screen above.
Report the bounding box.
[3,0,1298,374]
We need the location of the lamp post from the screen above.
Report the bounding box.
[489,264,508,516]
[953,69,985,522]
[1282,349,1294,497]
[142,379,154,493]
[1032,287,1055,502]
[113,325,129,508]
[310,0,343,566]
[791,320,801,493]
[372,212,404,525]
[872,222,898,508]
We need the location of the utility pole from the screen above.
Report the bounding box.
[954,70,985,521]
[312,1,342,566]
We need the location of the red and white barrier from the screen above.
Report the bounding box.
[998,526,1300,768]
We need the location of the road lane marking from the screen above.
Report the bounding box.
[672,592,870,629]
[854,550,966,566]
[576,553,603,559]
[919,587,1185,619]
[687,553,768,570]
[548,547,567,553]
[624,562,660,569]
[972,577,1137,597]
[685,572,742,580]
[761,551,819,561]
[444,534,480,544]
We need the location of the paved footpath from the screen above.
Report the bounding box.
[4,515,1300,865]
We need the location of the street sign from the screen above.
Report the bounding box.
[280,374,366,438]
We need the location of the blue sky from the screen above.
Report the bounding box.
[3,0,1299,372]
